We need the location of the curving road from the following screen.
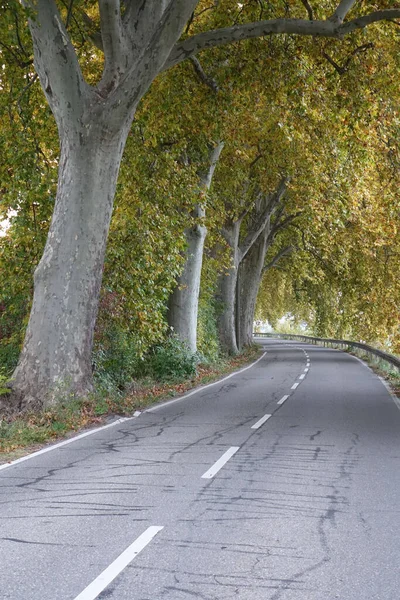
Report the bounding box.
[1,339,399,600]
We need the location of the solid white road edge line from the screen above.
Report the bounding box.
[352,355,400,412]
[0,352,267,472]
[277,395,289,405]
[0,414,141,473]
[73,526,164,600]
[378,376,400,412]
[146,352,267,413]
[299,374,306,380]
[251,414,272,430]
[201,446,240,479]
[291,382,300,390]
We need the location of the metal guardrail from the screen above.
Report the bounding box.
[253,332,400,374]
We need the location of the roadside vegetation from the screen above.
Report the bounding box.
[0,343,260,460]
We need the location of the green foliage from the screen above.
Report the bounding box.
[0,372,11,395]
[138,335,198,382]
[93,322,140,393]
[0,340,20,375]
[0,2,56,371]
[272,317,308,336]
[197,297,220,363]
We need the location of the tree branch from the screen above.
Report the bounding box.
[322,51,345,74]
[123,0,197,64]
[267,211,302,244]
[164,10,400,70]
[239,205,271,262]
[165,19,335,70]
[99,0,125,79]
[82,11,104,51]
[340,10,400,35]
[22,0,89,124]
[239,177,289,262]
[190,56,219,92]
[191,140,224,226]
[111,0,198,119]
[322,42,374,75]
[269,177,290,214]
[199,141,224,190]
[263,245,295,272]
[65,0,74,29]
[300,0,314,21]
[329,0,357,25]
[123,1,169,30]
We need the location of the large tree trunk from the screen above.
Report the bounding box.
[168,219,206,352]
[11,124,129,409]
[215,183,281,355]
[167,142,223,352]
[236,178,291,348]
[216,222,241,355]
[238,229,269,348]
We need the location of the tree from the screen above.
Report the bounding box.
[255,72,400,352]
[7,0,400,408]
[167,141,223,352]
[238,195,296,349]
[215,178,287,354]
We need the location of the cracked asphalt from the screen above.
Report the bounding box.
[1,339,399,600]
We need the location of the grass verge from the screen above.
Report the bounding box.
[0,346,261,464]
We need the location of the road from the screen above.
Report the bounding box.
[1,339,399,600]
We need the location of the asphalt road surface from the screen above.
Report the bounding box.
[1,339,399,600]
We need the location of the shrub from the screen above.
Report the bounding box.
[0,336,21,375]
[138,335,198,382]
[0,372,11,395]
[197,298,220,363]
[93,324,140,392]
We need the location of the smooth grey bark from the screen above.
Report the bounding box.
[12,125,129,408]
[238,180,297,348]
[239,238,294,348]
[167,207,206,354]
[215,182,286,355]
[164,8,400,70]
[12,0,400,407]
[238,228,270,349]
[330,0,357,24]
[168,142,224,352]
[216,219,242,355]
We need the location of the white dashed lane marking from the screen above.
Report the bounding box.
[277,395,290,405]
[201,447,240,479]
[73,526,164,600]
[251,414,272,430]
